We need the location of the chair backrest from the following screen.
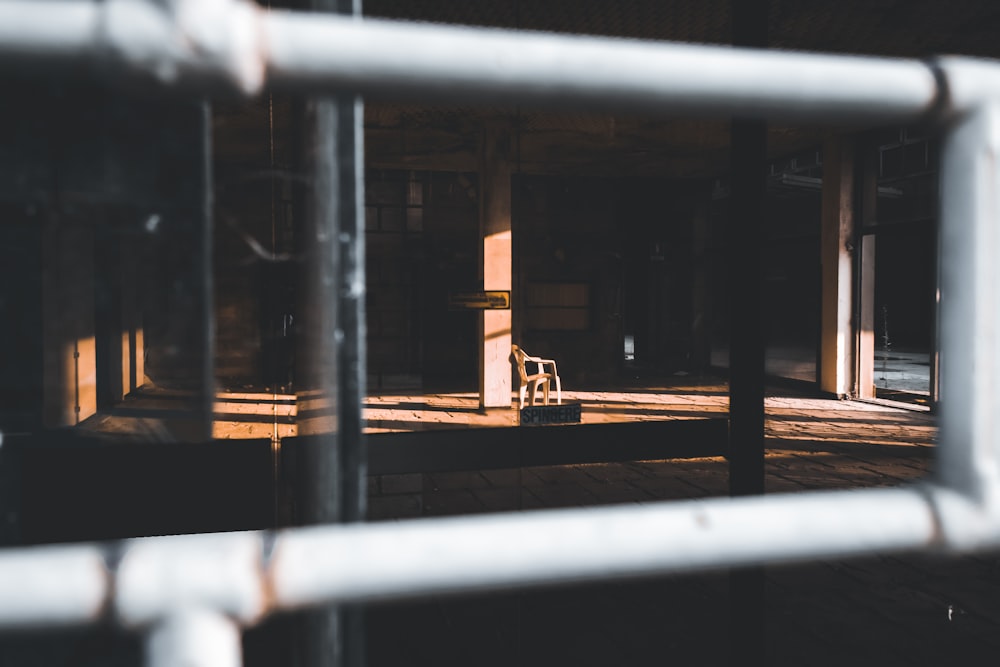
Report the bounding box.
[511,345,530,383]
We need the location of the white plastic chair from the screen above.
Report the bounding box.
[511,345,562,409]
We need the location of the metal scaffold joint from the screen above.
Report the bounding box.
[114,532,268,629]
[0,0,266,95]
[100,0,265,94]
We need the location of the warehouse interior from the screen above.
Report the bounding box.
[2,0,957,432]
[2,0,998,665]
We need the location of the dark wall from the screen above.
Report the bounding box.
[514,175,704,385]
[0,206,42,431]
[420,171,480,389]
[365,169,479,391]
[873,221,936,350]
[14,435,275,545]
[1,78,211,427]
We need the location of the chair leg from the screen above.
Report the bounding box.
[519,385,527,409]
[542,380,550,406]
[554,375,562,404]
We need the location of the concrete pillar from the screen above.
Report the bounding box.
[819,134,856,398]
[479,123,513,408]
[856,137,878,400]
[122,238,146,395]
[857,234,876,399]
[42,214,96,427]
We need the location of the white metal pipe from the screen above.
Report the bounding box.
[115,532,267,627]
[0,484,990,629]
[146,609,243,667]
[271,486,940,608]
[0,1,100,61]
[0,0,265,94]
[0,1,941,123]
[936,101,991,500]
[934,59,1000,550]
[263,12,940,124]
[0,545,108,628]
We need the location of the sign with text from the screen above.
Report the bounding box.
[448,290,510,310]
[519,403,582,426]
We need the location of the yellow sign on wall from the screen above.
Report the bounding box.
[448,290,510,310]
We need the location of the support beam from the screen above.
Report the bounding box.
[479,123,514,408]
[728,2,767,664]
[42,214,96,427]
[122,234,146,397]
[856,137,878,400]
[291,1,366,665]
[858,234,877,399]
[819,134,856,398]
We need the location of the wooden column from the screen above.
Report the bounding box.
[819,134,856,398]
[479,123,514,408]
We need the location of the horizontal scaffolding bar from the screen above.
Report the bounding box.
[0,546,107,628]
[0,1,99,61]
[0,1,942,123]
[271,486,941,607]
[264,12,940,124]
[0,484,973,630]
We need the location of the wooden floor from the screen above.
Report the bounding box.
[79,375,930,442]
[348,387,993,667]
[15,379,996,667]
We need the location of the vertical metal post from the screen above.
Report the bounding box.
[199,100,216,441]
[337,94,367,528]
[146,610,242,667]
[728,1,767,663]
[334,14,368,667]
[936,97,1000,508]
[294,87,343,667]
[728,2,768,496]
[293,1,365,666]
[726,114,768,664]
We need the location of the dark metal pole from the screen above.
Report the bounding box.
[333,12,368,667]
[728,0,768,663]
[293,0,365,665]
[198,100,215,442]
[337,95,367,529]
